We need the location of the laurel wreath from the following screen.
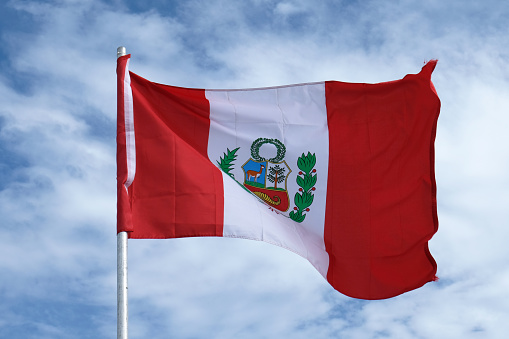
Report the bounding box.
[218,142,316,223]
[250,138,286,163]
[289,152,317,223]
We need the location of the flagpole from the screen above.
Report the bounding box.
[117,45,129,339]
[117,231,128,339]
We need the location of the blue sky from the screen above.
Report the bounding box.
[1,0,508,338]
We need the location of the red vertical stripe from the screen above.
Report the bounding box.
[126,73,224,239]
[324,62,440,299]
[116,54,133,233]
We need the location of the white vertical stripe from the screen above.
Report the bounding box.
[206,83,330,276]
[221,171,329,277]
[123,60,135,190]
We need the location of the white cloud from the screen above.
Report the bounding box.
[274,1,303,16]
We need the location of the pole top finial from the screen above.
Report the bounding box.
[117,46,127,58]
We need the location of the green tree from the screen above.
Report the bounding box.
[267,165,286,189]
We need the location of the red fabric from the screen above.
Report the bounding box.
[116,55,440,300]
[324,61,440,299]
[121,72,224,238]
[116,55,133,233]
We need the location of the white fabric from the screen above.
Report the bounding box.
[123,59,136,191]
[221,171,329,277]
[206,83,330,276]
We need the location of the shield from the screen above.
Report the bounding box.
[242,159,291,212]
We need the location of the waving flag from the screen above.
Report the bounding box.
[117,55,440,300]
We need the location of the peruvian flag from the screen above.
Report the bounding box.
[117,55,440,300]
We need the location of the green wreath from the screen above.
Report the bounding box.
[250,138,286,163]
[289,152,317,223]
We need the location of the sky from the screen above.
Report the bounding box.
[0,0,508,338]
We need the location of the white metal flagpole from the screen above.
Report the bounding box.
[117,231,128,339]
[117,45,128,339]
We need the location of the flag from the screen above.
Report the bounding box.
[117,55,440,300]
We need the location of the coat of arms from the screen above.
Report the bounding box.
[217,138,317,223]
